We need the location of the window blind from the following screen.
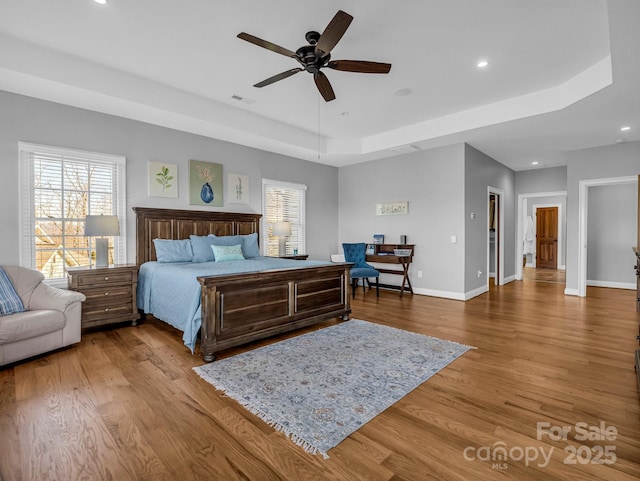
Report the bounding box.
[262,178,307,256]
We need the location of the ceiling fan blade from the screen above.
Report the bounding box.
[314,71,336,102]
[237,32,297,58]
[327,60,392,74]
[315,10,353,56]
[254,68,303,88]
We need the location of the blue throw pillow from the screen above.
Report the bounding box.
[240,232,260,258]
[211,244,245,262]
[0,267,26,316]
[153,239,193,263]
[210,234,260,259]
[189,235,216,263]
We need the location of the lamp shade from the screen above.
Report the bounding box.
[84,215,120,236]
[272,221,291,237]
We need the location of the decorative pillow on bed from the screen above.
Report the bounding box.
[210,244,245,262]
[209,233,260,259]
[153,238,193,263]
[189,235,216,263]
[239,232,260,258]
[0,267,26,316]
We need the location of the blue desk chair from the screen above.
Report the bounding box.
[342,243,379,298]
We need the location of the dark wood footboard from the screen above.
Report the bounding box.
[198,263,351,361]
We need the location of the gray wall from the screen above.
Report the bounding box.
[0,90,339,265]
[587,183,637,285]
[516,166,567,194]
[565,140,640,292]
[464,144,516,292]
[339,144,467,296]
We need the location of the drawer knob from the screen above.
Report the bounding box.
[104,276,109,280]
[104,292,109,295]
[104,308,109,312]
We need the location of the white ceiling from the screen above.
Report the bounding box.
[0,0,638,171]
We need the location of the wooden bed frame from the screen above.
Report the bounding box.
[133,207,351,361]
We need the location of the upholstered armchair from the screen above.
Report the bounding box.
[342,243,379,298]
[0,265,85,366]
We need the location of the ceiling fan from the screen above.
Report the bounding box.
[237,10,391,102]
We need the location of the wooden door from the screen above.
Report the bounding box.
[536,207,558,269]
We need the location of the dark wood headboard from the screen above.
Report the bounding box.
[133,207,262,264]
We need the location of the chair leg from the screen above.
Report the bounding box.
[376,277,379,297]
[362,279,366,293]
[352,278,357,298]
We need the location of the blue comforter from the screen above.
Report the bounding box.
[137,257,331,352]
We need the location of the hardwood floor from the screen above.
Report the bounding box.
[1,280,639,481]
[522,266,566,284]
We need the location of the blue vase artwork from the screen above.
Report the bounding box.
[197,165,215,203]
[200,182,214,203]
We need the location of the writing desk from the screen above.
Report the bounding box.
[366,244,414,298]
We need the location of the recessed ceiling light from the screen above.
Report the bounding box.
[394,88,412,96]
[477,60,489,68]
[94,0,108,4]
[531,161,539,165]
[620,126,631,131]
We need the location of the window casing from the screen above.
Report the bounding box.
[19,143,126,284]
[262,179,307,256]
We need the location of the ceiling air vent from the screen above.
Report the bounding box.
[231,94,255,105]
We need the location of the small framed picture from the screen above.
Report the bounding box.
[366,244,375,255]
[228,173,249,204]
[148,162,178,198]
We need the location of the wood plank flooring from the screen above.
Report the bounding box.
[1,280,639,481]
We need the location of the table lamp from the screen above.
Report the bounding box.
[85,214,120,267]
[272,221,291,256]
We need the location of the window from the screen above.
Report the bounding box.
[19,143,126,283]
[262,179,306,256]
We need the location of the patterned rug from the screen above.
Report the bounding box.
[193,319,474,458]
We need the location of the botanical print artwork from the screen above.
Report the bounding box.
[228,173,249,204]
[148,162,178,198]
[189,160,223,207]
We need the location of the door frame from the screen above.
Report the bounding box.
[516,191,566,281]
[532,203,563,269]
[577,175,637,297]
[487,186,504,286]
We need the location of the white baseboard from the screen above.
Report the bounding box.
[586,280,635,290]
[413,287,467,301]
[464,285,489,300]
[503,275,517,284]
[564,288,580,296]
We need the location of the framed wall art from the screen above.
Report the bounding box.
[228,173,249,204]
[376,201,409,215]
[148,161,178,198]
[189,159,223,207]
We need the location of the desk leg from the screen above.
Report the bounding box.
[399,259,413,298]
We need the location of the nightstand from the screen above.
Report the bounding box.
[67,264,140,329]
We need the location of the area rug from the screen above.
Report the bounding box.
[193,319,474,458]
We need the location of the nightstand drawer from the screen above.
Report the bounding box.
[82,285,132,302]
[73,270,135,287]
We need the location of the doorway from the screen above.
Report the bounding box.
[516,191,567,282]
[487,186,504,286]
